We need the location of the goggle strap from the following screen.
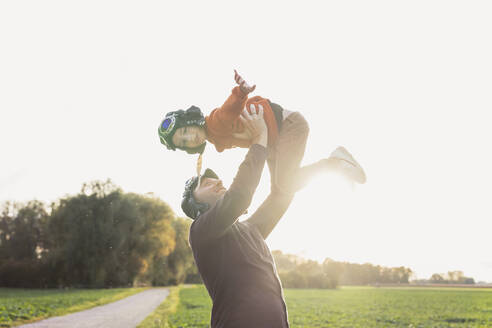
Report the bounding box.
[196,153,203,186]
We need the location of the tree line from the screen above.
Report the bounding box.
[0,180,196,288]
[413,271,475,285]
[273,251,414,289]
[0,180,475,289]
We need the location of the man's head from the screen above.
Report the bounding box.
[158,105,207,154]
[181,168,226,219]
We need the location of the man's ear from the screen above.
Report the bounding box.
[192,183,205,204]
[192,188,199,203]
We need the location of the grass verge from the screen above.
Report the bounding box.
[1,287,146,327]
[137,286,181,328]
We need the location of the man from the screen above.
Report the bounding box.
[180,107,364,327]
[181,106,295,327]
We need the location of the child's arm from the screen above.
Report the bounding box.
[209,70,256,125]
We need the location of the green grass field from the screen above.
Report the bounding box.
[0,287,145,327]
[168,285,492,327]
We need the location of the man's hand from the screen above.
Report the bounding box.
[235,104,267,147]
[234,69,256,95]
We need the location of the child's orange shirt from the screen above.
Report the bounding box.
[205,86,279,152]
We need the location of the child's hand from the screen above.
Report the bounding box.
[234,69,256,95]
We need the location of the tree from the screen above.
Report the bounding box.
[446,270,464,282]
[45,180,176,287]
[322,258,343,288]
[430,273,445,283]
[150,217,194,285]
[0,201,47,261]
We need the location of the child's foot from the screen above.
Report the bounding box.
[329,146,366,184]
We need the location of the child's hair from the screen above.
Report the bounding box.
[158,105,206,154]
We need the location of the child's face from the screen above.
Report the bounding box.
[172,126,206,149]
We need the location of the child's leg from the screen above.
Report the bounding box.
[245,112,309,239]
[247,111,365,238]
[291,159,340,191]
[269,111,311,194]
[292,148,367,189]
[271,111,366,191]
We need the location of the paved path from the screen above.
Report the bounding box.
[19,288,169,328]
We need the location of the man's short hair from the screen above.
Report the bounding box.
[181,168,219,220]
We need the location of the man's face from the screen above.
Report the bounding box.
[193,177,226,208]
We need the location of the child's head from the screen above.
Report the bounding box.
[158,105,207,154]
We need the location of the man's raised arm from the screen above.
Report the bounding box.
[191,106,268,242]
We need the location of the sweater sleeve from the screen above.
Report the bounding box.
[207,86,248,131]
[190,144,267,243]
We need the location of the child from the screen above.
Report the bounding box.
[158,70,366,196]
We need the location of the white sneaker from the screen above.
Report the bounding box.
[329,146,367,184]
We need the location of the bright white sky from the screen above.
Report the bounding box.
[1,1,491,282]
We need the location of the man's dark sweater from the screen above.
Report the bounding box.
[189,145,289,328]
